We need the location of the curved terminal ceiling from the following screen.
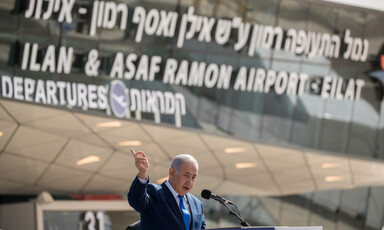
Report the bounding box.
[0,99,383,197]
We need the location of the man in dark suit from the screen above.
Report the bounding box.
[128,148,206,230]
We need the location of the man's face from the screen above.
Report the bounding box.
[169,161,198,196]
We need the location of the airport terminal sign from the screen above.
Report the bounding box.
[0,0,372,124]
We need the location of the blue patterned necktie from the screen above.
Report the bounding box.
[178,195,191,230]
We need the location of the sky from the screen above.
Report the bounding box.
[321,0,384,12]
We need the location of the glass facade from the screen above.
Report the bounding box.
[1,0,383,159]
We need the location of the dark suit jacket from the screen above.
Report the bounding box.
[128,176,206,230]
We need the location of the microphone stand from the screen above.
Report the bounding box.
[219,200,250,227]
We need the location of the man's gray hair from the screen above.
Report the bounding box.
[170,154,199,172]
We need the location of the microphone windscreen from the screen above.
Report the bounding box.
[201,189,212,200]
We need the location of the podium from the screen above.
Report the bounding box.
[207,227,322,230]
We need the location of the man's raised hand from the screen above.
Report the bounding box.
[130,148,149,180]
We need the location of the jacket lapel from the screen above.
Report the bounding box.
[186,193,195,228]
[161,182,185,229]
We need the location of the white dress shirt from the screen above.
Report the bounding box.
[138,176,191,213]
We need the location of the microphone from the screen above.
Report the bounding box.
[201,189,233,205]
[201,189,250,226]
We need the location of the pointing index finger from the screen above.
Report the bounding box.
[130,148,136,157]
